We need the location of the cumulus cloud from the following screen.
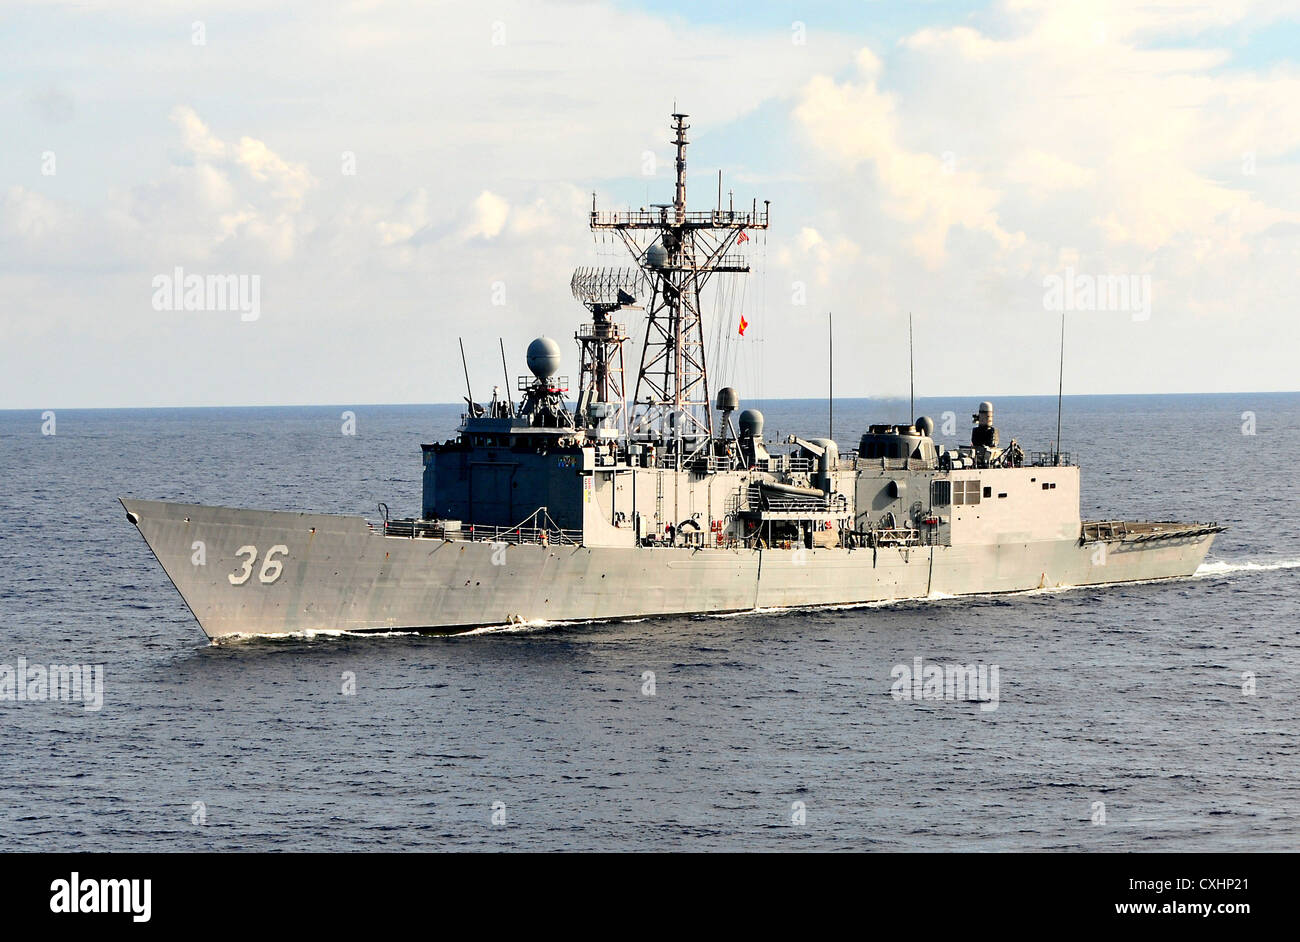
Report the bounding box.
[461,191,510,241]
[795,51,1020,266]
[2,0,1298,407]
[789,0,1300,321]
[1004,151,1096,197]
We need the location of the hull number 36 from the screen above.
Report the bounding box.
[228,545,289,585]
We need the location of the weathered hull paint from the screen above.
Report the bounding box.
[122,498,1218,640]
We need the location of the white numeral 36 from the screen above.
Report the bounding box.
[228,544,289,585]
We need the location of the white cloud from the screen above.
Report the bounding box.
[2,0,1298,407]
[172,105,227,162]
[461,191,510,241]
[234,136,315,208]
[789,0,1300,318]
[1005,150,1096,196]
[794,52,1020,267]
[0,1,863,408]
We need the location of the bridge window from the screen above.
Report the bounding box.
[932,480,952,505]
[954,480,981,505]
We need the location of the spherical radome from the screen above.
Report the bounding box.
[527,337,562,379]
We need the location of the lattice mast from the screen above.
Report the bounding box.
[590,112,769,464]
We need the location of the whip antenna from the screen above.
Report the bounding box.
[828,311,834,441]
[909,313,915,425]
[1055,313,1065,464]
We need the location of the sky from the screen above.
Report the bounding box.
[3,0,1299,409]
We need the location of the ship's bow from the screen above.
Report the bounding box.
[121,497,375,639]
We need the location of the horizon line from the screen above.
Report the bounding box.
[3,389,1297,413]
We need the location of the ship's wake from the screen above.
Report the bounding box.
[209,615,649,645]
[1194,556,1300,576]
[456,620,561,637]
[210,627,426,646]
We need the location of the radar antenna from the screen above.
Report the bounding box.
[570,267,641,436]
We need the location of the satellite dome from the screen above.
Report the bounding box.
[526,337,562,380]
[739,408,764,437]
[645,241,669,269]
[716,387,739,412]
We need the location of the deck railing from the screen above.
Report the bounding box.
[1029,451,1072,467]
[378,519,583,546]
[379,505,582,547]
[1081,520,1128,541]
[752,456,815,473]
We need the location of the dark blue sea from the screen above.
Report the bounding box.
[1,394,1297,851]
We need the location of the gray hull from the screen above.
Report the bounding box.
[122,498,1219,640]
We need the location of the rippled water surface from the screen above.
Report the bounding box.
[1,394,1297,850]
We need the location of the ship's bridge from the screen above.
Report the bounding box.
[456,415,584,450]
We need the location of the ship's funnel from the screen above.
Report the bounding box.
[527,337,562,380]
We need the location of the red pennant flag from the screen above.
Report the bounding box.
[738,315,748,336]
[738,230,750,243]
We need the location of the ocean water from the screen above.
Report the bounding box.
[0,393,1297,851]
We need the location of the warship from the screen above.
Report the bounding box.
[123,113,1223,641]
